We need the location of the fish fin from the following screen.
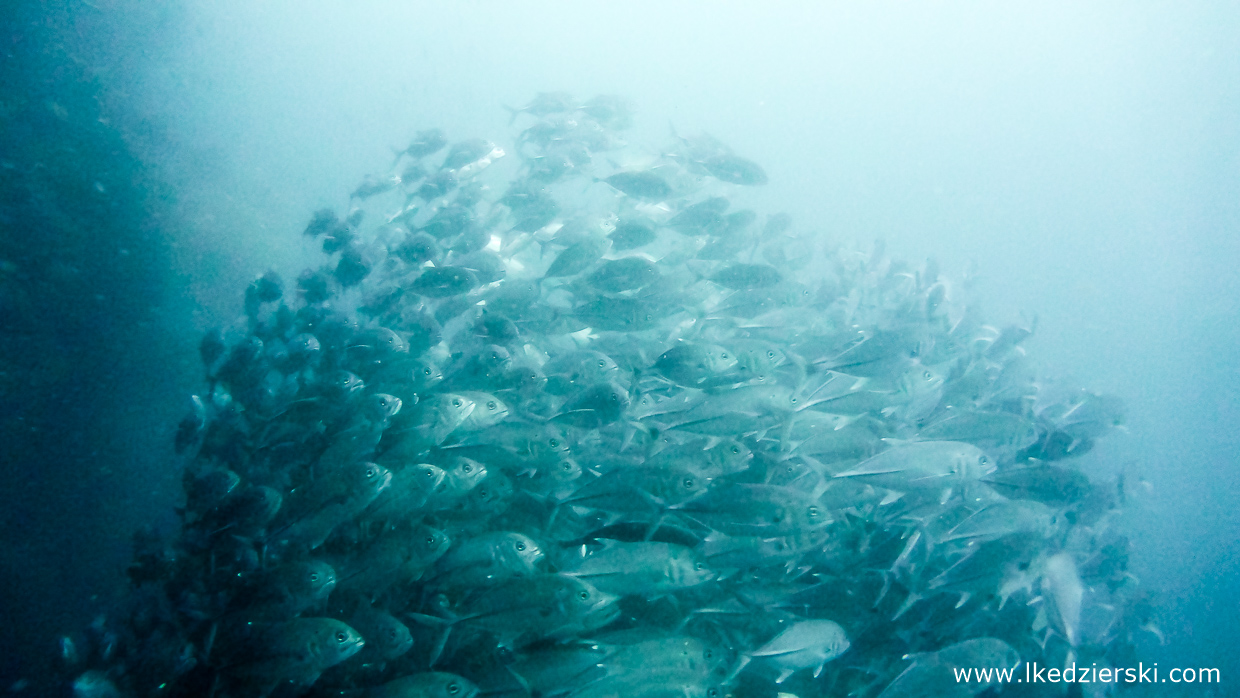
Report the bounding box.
[544,503,563,531]
[890,530,922,576]
[873,571,893,608]
[892,591,922,620]
[1140,621,1166,645]
[723,654,752,684]
[878,490,904,506]
[619,423,638,451]
[427,624,451,667]
[506,665,534,694]
[643,514,666,542]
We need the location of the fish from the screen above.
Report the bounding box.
[448,573,620,651]
[553,381,631,429]
[876,657,971,698]
[274,461,393,550]
[558,540,714,596]
[243,560,337,618]
[675,482,830,537]
[351,174,400,200]
[878,638,1018,698]
[741,619,849,683]
[579,94,635,128]
[608,219,658,250]
[400,128,450,160]
[505,91,578,123]
[544,236,610,278]
[414,170,460,201]
[700,153,768,186]
[442,139,499,171]
[348,604,414,661]
[654,342,742,388]
[918,410,1041,451]
[85,95,1144,698]
[395,232,442,265]
[422,205,478,240]
[333,522,451,595]
[218,618,364,690]
[938,499,1057,546]
[432,531,545,589]
[365,464,446,524]
[387,393,477,455]
[1042,551,1084,646]
[413,266,480,298]
[832,440,995,496]
[585,256,661,292]
[981,462,1093,503]
[710,263,782,290]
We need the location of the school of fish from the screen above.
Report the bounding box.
[59,93,1156,698]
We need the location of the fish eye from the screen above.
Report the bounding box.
[790,397,798,404]
[452,398,462,407]
[730,445,740,454]
[447,683,460,695]
[423,367,432,375]
[597,359,606,367]
[487,400,497,410]
[923,371,933,380]
[549,438,559,448]
[335,631,348,643]
[365,467,376,478]
[808,505,820,518]
[516,541,526,551]
[720,352,728,359]
[683,477,695,489]
[767,350,775,358]
[980,456,990,465]
[695,562,705,570]
[309,572,319,582]
[426,536,436,545]
[462,463,472,473]
[579,591,590,600]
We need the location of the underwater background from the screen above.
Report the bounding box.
[1,1,1237,696]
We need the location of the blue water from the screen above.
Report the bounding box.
[2,1,1236,695]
